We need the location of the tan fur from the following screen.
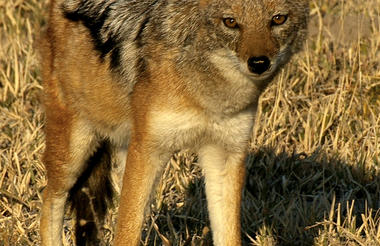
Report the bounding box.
[40,0,309,245]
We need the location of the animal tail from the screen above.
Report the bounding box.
[68,140,115,246]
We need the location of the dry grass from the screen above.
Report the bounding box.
[0,0,379,245]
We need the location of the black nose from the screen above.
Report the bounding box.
[247,56,271,75]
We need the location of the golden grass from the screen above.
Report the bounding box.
[0,0,379,245]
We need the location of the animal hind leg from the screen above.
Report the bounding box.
[40,113,98,246]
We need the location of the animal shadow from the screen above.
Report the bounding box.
[146,149,379,246]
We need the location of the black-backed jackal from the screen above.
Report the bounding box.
[39,0,309,245]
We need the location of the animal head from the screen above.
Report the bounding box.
[166,0,309,83]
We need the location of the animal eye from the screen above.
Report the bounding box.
[271,15,288,26]
[223,18,239,29]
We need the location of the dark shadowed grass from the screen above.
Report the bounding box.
[0,0,379,245]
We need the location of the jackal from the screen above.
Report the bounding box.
[39,0,309,245]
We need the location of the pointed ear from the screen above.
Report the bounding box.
[61,0,82,12]
[199,0,212,8]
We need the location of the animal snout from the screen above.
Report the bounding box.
[247,56,271,75]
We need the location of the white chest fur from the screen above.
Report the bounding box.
[149,107,256,153]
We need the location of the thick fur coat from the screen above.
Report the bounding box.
[39,0,309,245]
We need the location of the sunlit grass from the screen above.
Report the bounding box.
[0,0,379,245]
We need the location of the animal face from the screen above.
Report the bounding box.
[194,0,309,81]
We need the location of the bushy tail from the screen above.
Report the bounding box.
[68,140,115,246]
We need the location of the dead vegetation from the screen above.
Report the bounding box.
[0,0,379,245]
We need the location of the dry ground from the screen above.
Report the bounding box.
[0,0,379,245]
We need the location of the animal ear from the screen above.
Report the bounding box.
[199,0,212,8]
[62,0,82,12]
